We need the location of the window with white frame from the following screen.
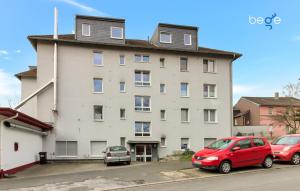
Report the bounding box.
[135,122,150,136]
[161,137,166,147]
[204,109,217,123]
[181,108,189,122]
[180,83,189,97]
[203,59,215,73]
[181,138,189,150]
[93,78,103,93]
[120,108,126,119]
[93,52,103,66]
[135,96,151,111]
[119,55,125,65]
[135,70,150,86]
[135,55,150,63]
[160,31,172,43]
[160,109,166,120]
[90,141,107,157]
[82,23,90,36]
[160,83,166,93]
[110,27,123,39]
[180,57,188,72]
[203,84,216,98]
[160,58,165,68]
[94,105,103,121]
[184,34,192,45]
[120,81,126,92]
[55,141,78,157]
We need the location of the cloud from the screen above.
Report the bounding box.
[0,69,20,107]
[15,50,21,53]
[57,0,107,15]
[0,50,8,56]
[292,35,300,42]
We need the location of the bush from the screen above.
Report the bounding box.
[179,149,195,161]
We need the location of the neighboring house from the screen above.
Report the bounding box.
[15,14,241,162]
[234,93,300,137]
[0,108,52,176]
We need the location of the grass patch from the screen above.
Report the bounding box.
[179,150,195,161]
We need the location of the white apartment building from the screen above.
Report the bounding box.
[15,14,241,162]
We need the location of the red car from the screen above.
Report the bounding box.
[272,134,300,165]
[192,136,273,173]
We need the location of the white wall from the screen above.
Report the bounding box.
[1,122,43,171]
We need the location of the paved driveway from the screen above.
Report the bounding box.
[0,161,296,191]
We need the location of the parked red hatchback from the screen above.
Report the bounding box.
[271,134,300,165]
[192,136,273,173]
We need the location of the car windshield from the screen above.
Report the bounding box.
[272,136,300,145]
[206,139,235,150]
[109,146,127,152]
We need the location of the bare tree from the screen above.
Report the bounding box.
[282,80,300,98]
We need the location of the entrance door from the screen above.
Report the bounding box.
[135,144,152,162]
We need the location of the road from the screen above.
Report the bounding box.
[122,165,300,191]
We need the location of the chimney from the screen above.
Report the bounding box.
[274,92,279,99]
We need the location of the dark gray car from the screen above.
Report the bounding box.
[103,146,131,166]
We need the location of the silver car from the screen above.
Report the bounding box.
[103,146,131,166]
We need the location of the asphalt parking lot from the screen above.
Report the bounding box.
[0,161,298,191]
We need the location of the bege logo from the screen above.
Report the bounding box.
[249,13,281,30]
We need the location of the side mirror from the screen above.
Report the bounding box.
[232,146,241,151]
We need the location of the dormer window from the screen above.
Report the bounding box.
[184,34,192,45]
[82,23,91,36]
[111,27,123,39]
[160,31,172,43]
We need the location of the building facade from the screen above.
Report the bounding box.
[16,15,241,162]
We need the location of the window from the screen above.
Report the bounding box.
[204,138,217,147]
[82,23,90,36]
[135,55,150,63]
[203,59,215,73]
[160,84,166,93]
[160,31,172,43]
[110,27,123,39]
[160,58,165,68]
[135,71,150,86]
[120,82,126,92]
[160,110,166,120]
[94,105,103,121]
[90,141,107,157]
[93,78,103,93]
[135,122,150,136]
[120,108,126,119]
[234,139,251,149]
[180,83,189,97]
[161,137,166,147]
[56,141,78,157]
[253,138,265,147]
[184,34,192,45]
[203,84,216,98]
[120,55,125,65]
[180,57,188,72]
[204,109,217,123]
[135,96,151,111]
[181,138,189,150]
[120,137,126,146]
[181,108,189,122]
[93,52,103,66]
[268,107,273,115]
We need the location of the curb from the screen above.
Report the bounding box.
[99,164,299,191]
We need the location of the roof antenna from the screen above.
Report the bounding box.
[54,7,58,39]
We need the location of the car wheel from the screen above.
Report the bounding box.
[127,161,131,165]
[291,153,300,165]
[219,161,231,174]
[262,156,273,168]
[106,162,110,166]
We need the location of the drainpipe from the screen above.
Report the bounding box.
[0,113,19,177]
[53,7,58,112]
[230,54,236,136]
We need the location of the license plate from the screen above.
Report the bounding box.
[194,161,202,165]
